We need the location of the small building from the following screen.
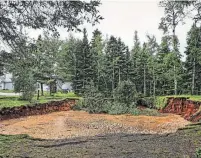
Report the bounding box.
[42,80,73,92]
[0,74,14,90]
[0,73,73,92]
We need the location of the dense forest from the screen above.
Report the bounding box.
[1,1,201,112]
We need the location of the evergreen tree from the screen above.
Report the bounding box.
[130,31,141,91]
[159,0,186,95]
[72,28,93,95]
[146,35,159,97]
[155,36,171,95]
[105,36,119,94]
[184,24,201,95]
[90,29,104,89]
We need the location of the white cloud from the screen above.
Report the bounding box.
[27,1,193,57]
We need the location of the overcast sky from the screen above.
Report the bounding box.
[28,1,194,59]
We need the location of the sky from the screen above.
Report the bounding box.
[28,0,193,59]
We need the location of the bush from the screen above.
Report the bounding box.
[154,96,168,109]
[108,102,129,115]
[196,148,201,158]
[73,81,160,117]
[136,97,155,108]
[113,80,138,106]
[73,85,112,113]
[129,108,159,116]
[129,108,140,115]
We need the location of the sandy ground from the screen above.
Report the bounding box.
[0,110,190,139]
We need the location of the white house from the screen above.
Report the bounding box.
[0,74,14,90]
[42,81,73,92]
[0,73,73,91]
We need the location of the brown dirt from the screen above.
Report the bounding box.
[0,110,190,139]
[161,97,201,121]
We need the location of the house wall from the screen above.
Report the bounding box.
[42,82,73,92]
[4,82,14,90]
[0,73,14,90]
[0,73,73,92]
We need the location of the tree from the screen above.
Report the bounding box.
[104,36,130,97]
[0,1,102,48]
[7,39,37,101]
[82,28,93,90]
[159,0,186,95]
[90,29,104,90]
[146,35,159,97]
[33,32,62,96]
[155,36,171,95]
[105,36,119,95]
[184,24,201,95]
[130,31,141,92]
[70,28,93,95]
[141,43,149,96]
[58,34,79,81]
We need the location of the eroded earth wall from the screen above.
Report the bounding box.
[161,97,201,122]
[0,99,75,121]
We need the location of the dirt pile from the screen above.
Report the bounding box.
[161,97,201,122]
[0,99,75,121]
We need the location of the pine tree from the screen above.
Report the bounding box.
[155,36,171,95]
[184,24,201,95]
[159,0,186,95]
[72,28,93,94]
[146,35,159,97]
[82,28,93,90]
[105,36,119,94]
[90,29,104,89]
[130,31,141,92]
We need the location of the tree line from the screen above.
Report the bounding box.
[1,1,201,104]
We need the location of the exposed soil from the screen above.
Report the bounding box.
[0,99,75,121]
[0,110,190,139]
[161,97,201,122]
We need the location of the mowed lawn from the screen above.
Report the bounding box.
[0,92,79,109]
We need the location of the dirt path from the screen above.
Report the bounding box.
[0,110,190,139]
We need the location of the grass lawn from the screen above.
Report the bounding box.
[0,92,79,109]
[0,90,14,93]
[163,95,201,101]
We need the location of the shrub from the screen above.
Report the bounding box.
[129,108,140,115]
[108,102,129,115]
[136,97,155,108]
[154,96,168,109]
[129,108,159,116]
[73,85,112,113]
[113,80,138,106]
[196,148,201,158]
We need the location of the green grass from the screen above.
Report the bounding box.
[0,89,14,93]
[161,95,201,102]
[170,95,201,101]
[0,134,31,157]
[130,108,160,116]
[0,92,80,109]
[154,96,168,109]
